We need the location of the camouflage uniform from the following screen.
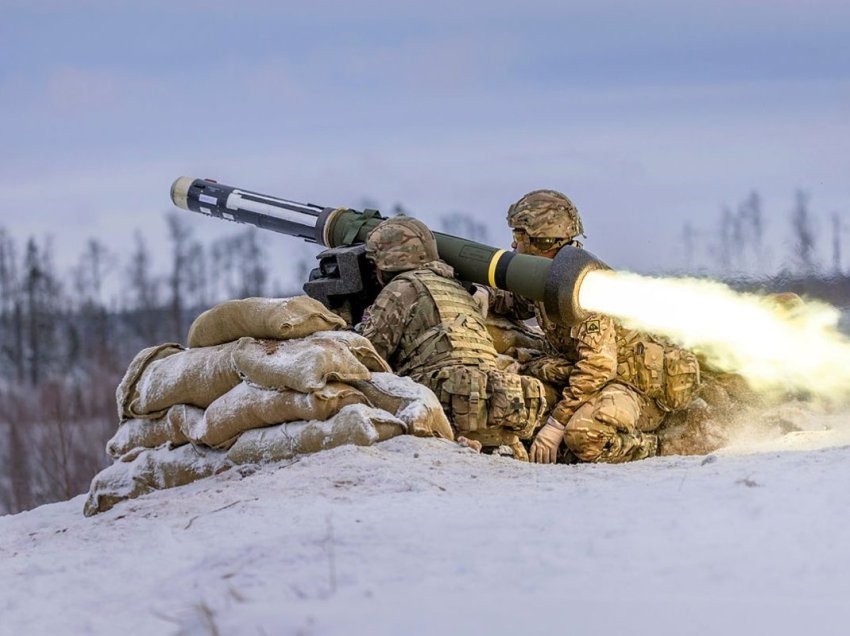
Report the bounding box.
[359,217,545,457]
[492,191,701,463]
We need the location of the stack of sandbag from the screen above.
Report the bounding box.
[85,296,453,516]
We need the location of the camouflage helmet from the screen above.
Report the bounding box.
[507,189,584,243]
[365,216,439,272]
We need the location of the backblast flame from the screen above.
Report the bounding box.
[578,270,850,402]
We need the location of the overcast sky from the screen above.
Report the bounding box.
[1,0,848,286]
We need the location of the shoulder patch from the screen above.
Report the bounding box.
[586,320,600,334]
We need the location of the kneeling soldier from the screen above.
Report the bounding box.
[358,216,545,459]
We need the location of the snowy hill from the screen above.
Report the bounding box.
[4,424,850,636]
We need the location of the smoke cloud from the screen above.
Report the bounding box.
[578,270,850,404]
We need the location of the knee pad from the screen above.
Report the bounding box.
[563,405,615,462]
[592,388,640,433]
[564,425,614,462]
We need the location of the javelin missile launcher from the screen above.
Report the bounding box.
[170,176,608,326]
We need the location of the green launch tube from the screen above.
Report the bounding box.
[171,176,609,325]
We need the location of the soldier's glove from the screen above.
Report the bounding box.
[529,416,565,464]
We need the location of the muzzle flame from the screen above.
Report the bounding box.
[578,270,850,402]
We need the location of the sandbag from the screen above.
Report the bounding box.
[188,296,346,348]
[232,336,372,393]
[131,342,241,416]
[83,444,231,516]
[351,372,454,440]
[193,382,369,449]
[226,404,406,464]
[106,405,204,459]
[308,330,391,373]
[115,343,184,421]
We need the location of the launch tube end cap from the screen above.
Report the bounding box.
[170,176,195,210]
[543,246,610,327]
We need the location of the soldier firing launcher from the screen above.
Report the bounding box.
[170,176,608,326]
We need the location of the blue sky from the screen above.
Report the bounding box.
[1,0,848,284]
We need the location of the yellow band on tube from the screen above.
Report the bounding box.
[488,249,506,288]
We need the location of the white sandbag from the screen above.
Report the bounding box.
[187,296,346,348]
[352,372,454,440]
[232,336,372,393]
[132,342,241,414]
[106,405,203,459]
[83,444,231,516]
[115,343,184,421]
[191,382,369,449]
[226,404,406,464]
[308,330,392,373]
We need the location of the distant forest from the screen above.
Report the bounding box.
[0,195,847,515]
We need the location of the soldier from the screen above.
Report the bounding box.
[358,216,545,459]
[486,190,701,464]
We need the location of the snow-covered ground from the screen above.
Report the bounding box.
[3,416,850,636]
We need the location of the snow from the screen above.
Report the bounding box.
[4,409,850,636]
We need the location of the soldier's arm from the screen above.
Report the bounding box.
[359,279,414,363]
[476,286,536,320]
[551,315,618,421]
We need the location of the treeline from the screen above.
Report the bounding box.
[0,213,304,514]
[681,189,846,276]
[0,207,482,514]
[2,195,844,515]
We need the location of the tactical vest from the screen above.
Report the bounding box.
[534,299,700,411]
[394,268,499,377]
[389,268,545,440]
[615,330,701,411]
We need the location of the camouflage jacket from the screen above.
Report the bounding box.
[359,260,498,377]
[487,287,698,417]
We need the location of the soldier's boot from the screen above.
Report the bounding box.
[492,436,530,462]
[638,433,658,459]
[508,438,529,462]
[462,430,529,462]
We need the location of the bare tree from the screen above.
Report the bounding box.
[439,212,489,244]
[184,241,209,311]
[738,191,765,272]
[125,231,162,344]
[72,239,114,306]
[790,190,817,274]
[718,206,736,272]
[0,391,34,512]
[0,228,24,381]
[832,212,843,275]
[209,228,270,300]
[22,238,62,385]
[238,228,269,298]
[166,212,194,342]
[680,221,697,271]
[70,239,117,367]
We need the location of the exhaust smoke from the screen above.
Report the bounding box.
[578,270,850,403]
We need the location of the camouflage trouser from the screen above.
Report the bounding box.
[555,383,666,464]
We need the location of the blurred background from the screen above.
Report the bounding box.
[1,0,848,512]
